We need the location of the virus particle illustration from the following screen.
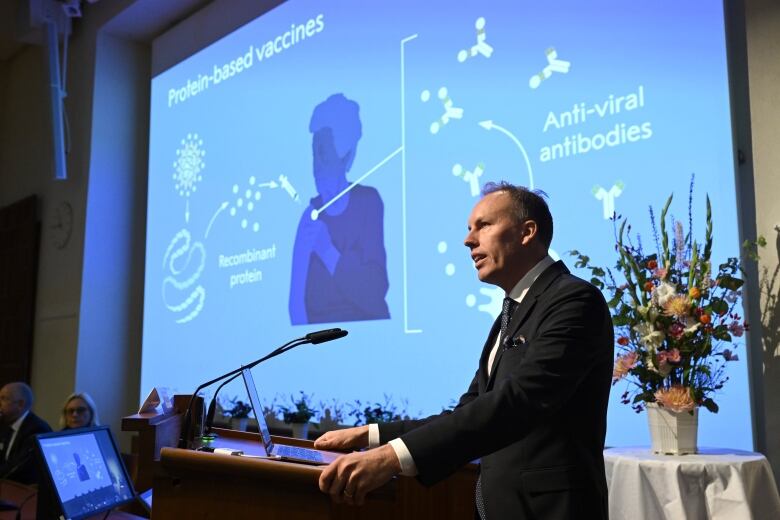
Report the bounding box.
[173,133,206,197]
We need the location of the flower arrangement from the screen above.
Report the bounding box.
[570,182,757,415]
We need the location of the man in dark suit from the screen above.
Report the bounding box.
[315,182,613,519]
[0,382,53,484]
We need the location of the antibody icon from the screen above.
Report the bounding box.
[421,87,464,135]
[592,181,624,220]
[452,162,485,197]
[457,17,494,62]
[529,48,571,89]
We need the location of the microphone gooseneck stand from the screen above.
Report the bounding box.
[178,328,347,448]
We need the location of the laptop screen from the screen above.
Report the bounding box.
[35,426,135,520]
[241,368,274,450]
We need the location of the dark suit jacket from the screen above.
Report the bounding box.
[0,412,53,484]
[379,261,613,519]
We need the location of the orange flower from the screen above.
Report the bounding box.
[644,281,655,292]
[688,287,701,299]
[613,352,639,382]
[699,313,711,325]
[647,259,658,270]
[663,295,691,317]
[617,336,629,346]
[654,385,695,413]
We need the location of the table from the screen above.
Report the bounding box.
[604,447,780,520]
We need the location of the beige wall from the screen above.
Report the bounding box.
[745,0,780,484]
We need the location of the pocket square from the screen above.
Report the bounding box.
[503,334,526,349]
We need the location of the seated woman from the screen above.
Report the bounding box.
[60,392,100,430]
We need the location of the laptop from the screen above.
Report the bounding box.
[241,368,341,465]
[34,426,152,520]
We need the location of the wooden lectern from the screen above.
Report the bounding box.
[122,400,477,519]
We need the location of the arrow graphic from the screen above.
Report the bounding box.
[478,120,534,190]
[204,201,229,239]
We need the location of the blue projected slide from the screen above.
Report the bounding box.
[143,1,750,448]
[38,430,133,518]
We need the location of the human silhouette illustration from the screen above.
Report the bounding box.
[289,94,390,324]
[73,452,90,482]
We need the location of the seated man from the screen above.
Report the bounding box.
[0,382,53,484]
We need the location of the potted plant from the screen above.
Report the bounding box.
[224,397,253,432]
[348,394,409,426]
[279,392,318,439]
[317,399,346,432]
[570,179,759,454]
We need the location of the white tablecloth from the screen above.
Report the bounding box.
[604,447,780,520]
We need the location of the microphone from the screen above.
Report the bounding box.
[305,328,348,344]
[180,328,348,447]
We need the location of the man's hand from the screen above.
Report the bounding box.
[314,425,369,451]
[318,444,401,506]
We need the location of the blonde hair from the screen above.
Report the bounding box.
[60,392,100,429]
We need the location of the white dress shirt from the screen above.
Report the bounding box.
[5,410,30,458]
[371,256,556,476]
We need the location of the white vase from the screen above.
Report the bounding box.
[647,403,698,454]
[290,422,310,439]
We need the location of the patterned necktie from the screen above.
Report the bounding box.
[499,297,517,348]
[477,297,518,519]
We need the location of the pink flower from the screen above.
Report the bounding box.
[722,349,739,362]
[667,322,685,340]
[612,352,639,383]
[653,268,668,279]
[728,321,745,337]
[666,348,681,363]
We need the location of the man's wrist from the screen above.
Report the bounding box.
[388,438,418,476]
[367,424,380,448]
[380,443,403,474]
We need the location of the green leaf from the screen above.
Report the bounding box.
[718,276,744,291]
[710,299,728,315]
[612,314,632,327]
[712,326,732,342]
[702,398,719,414]
[607,290,624,309]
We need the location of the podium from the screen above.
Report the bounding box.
[123,402,477,519]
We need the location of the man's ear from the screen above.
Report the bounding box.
[520,219,538,246]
